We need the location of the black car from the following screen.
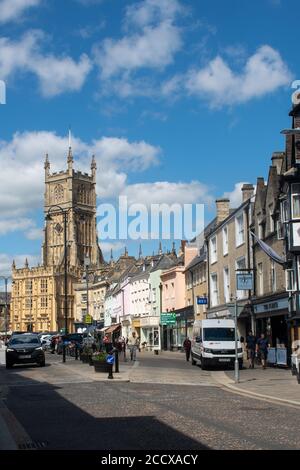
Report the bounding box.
[6,334,45,368]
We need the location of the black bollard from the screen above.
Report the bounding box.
[62,343,66,363]
[115,349,119,373]
[75,344,78,360]
[108,364,114,379]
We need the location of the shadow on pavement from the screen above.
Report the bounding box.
[0,366,209,450]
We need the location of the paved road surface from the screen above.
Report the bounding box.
[0,352,299,450]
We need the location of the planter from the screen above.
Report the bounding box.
[88,356,94,366]
[81,355,89,364]
[93,361,111,373]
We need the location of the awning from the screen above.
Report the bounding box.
[105,324,121,334]
[99,327,108,332]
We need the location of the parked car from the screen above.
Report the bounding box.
[56,333,83,354]
[191,319,243,369]
[41,335,52,350]
[6,333,45,368]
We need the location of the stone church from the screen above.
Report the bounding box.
[10,146,104,333]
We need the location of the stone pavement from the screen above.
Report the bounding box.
[128,349,218,386]
[212,366,300,407]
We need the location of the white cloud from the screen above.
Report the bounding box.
[0,30,92,97]
[100,241,125,254]
[121,181,214,207]
[0,253,40,277]
[185,45,292,107]
[0,0,40,23]
[223,182,252,207]
[0,218,35,235]
[125,0,184,29]
[0,131,161,221]
[93,0,183,96]
[26,227,43,240]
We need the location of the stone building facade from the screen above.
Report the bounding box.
[10,146,103,333]
[206,190,254,339]
[251,154,288,349]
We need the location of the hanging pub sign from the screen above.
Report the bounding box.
[236,272,253,291]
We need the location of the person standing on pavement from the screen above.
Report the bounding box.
[256,333,270,369]
[183,337,191,362]
[246,330,256,369]
[127,331,139,361]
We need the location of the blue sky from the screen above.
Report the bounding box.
[0,0,299,275]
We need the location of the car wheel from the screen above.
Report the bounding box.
[39,361,46,367]
[200,357,206,370]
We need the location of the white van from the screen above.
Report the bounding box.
[191,319,243,369]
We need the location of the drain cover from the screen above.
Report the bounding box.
[19,441,48,450]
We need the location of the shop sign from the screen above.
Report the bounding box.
[140,316,160,327]
[161,312,176,325]
[84,315,93,324]
[132,319,140,328]
[276,347,287,365]
[236,273,253,290]
[253,298,288,314]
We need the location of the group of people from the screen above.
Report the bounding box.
[102,331,140,362]
[246,331,270,370]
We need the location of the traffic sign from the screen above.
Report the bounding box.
[84,315,93,324]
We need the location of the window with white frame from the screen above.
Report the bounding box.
[210,236,217,264]
[258,222,265,240]
[223,267,230,303]
[281,198,289,223]
[286,269,296,292]
[258,263,263,296]
[223,226,228,255]
[292,184,300,219]
[269,205,274,233]
[210,273,218,307]
[236,257,246,299]
[235,214,244,246]
[277,220,285,240]
[271,260,276,292]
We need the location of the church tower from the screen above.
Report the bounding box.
[43,146,102,269]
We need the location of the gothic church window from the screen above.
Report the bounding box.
[54,184,64,203]
[78,185,89,204]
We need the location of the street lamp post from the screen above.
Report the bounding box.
[46,205,68,363]
[0,276,10,344]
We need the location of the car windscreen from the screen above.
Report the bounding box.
[203,328,235,342]
[10,336,40,345]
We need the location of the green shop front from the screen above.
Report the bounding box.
[161,307,194,351]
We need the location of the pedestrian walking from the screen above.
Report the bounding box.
[246,330,256,369]
[183,337,191,362]
[256,333,270,369]
[127,331,139,361]
[103,334,112,353]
